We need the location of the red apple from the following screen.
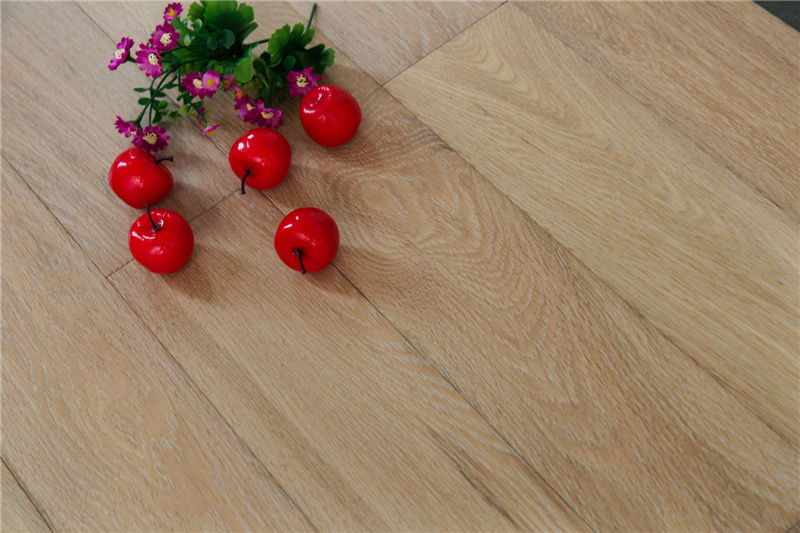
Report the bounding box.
[299,85,362,147]
[228,128,292,193]
[109,147,173,208]
[274,207,339,274]
[128,206,194,274]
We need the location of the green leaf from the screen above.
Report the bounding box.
[153,111,163,124]
[253,57,267,75]
[178,104,192,116]
[300,28,315,47]
[238,22,258,43]
[219,29,235,48]
[155,100,169,110]
[192,18,203,30]
[267,24,291,58]
[172,17,188,34]
[207,35,218,50]
[133,87,148,93]
[187,1,205,20]
[137,97,150,105]
[203,0,236,23]
[282,55,296,70]
[233,56,253,83]
[232,47,254,83]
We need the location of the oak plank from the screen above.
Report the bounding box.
[1,165,312,531]
[387,2,800,447]
[109,172,590,532]
[519,1,800,219]
[1,461,51,533]
[1,2,238,275]
[81,2,800,529]
[288,1,501,85]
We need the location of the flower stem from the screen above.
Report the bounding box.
[307,3,318,30]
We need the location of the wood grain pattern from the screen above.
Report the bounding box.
[387,2,800,448]
[1,461,51,533]
[518,1,800,220]
[1,165,312,531]
[109,167,589,532]
[1,2,238,275]
[128,7,800,531]
[287,1,501,85]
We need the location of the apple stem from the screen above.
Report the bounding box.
[293,249,307,275]
[145,203,159,232]
[240,168,251,195]
[154,155,173,165]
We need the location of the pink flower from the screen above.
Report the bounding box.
[182,70,220,99]
[201,124,219,136]
[222,75,236,91]
[201,70,221,93]
[136,44,163,77]
[133,126,169,152]
[109,37,134,70]
[287,67,321,98]
[196,106,207,124]
[253,101,283,129]
[150,22,179,52]
[235,95,258,122]
[114,116,141,138]
[164,3,182,21]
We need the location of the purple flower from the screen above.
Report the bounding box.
[114,116,141,138]
[253,101,283,129]
[109,37,134,71]
[164,2,182,21]
[133,126,169,152]
[201,70,221,94]
[287,67,321,98]
[150,22,179,52]
[201,124,219,137]
[222,74,236,92]
[136,44,163,77]
[235,95,258,122]
[181,70,220,99]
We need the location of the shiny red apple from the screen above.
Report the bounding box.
[128,206,194,274]
[274,207,339,274]
[299,85,362,147]
[109,147,173,208]
[228,128,292,194]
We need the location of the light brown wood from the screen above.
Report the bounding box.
[109,168,590,532]
[287,1,501,85]
[1,2,239,275]
[517,1,800,220]
[113,6,800,532]
[1,461,51,533]
[788,520,800,533]
[1,165,312,531]
[387,2,800,448]
[5,1,800,530]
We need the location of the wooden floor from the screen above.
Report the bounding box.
[2,2,798,531]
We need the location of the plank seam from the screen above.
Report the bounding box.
[1,457,56,533]
[181,85,599,533]
[380,0,508,88]
[378,73,800,454]
[510,2,798,224]
[103,278,321,533]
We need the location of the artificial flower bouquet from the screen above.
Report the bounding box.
[110,1,332,152]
